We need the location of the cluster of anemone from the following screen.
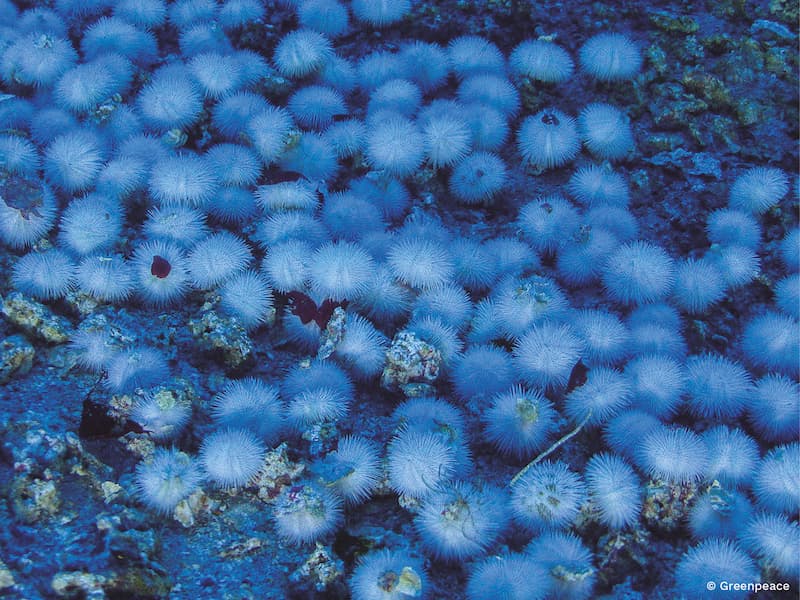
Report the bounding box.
[131,359,376,526]
[1,1,797,599]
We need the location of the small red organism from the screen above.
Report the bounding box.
[150,255,172,278]
[566,359,589,393]
[286,291,347,329]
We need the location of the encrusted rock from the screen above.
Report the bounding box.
[1,292,72,343]
[188,308,253,369]
[641,479,698,532]
[255,442,305,502]
[52,571,107,599]
[101,481,123,504]
[595,529,650,589]
[52,569,172,599]
[301,421,339,457]
[219,537,263,559]
[0,333,34,383]
[381,330,441,394]
[64,288,101,317]
[649,11,699,34]
[290,543,344,592]
[119,432,157,462]
[0,558,15,590]
[15,428,69,470]
[316,306,347,360]
[173,489,214,528]
[11,476,60,523]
